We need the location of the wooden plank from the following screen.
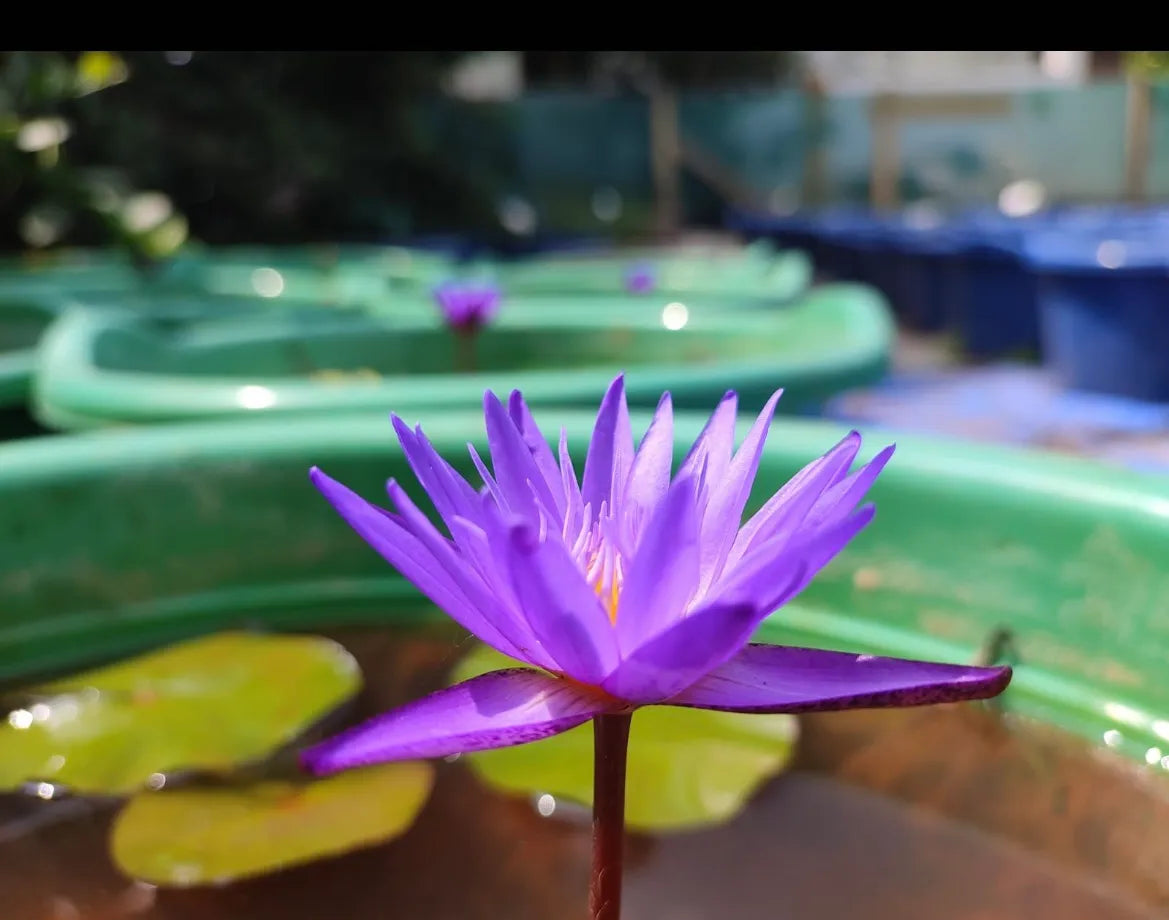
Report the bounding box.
[1124,77,1152,203]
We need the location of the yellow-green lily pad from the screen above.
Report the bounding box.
[0,632,360,795]
[111,762,433,886]
[452,645,798,832]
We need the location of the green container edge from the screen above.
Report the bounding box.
[2,409,1168,770]
[29,283,892,429]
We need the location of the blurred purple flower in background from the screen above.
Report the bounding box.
[432,281,502,331]
[624,263,656,294]
[303,376,1011,771]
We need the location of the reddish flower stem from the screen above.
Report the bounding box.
[590,712,632,920]
[453,327,478,373]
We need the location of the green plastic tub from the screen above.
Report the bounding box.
[31,284,892,429]
[491,247,812,303]
[0,284,364,412]
[0,299,57,406]
[0,256,239,409]
[2,410,1168,768]
[164,244,457,301]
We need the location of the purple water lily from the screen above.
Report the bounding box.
[432,281,501,331]
[624,263,656,294]
[302,377,1010,773]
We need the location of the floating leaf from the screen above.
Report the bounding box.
[453,645,798,831]
[0,632,360,794]
[111,762,433,885]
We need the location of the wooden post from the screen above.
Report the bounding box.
[649,87,681,236]
[870,92,1014,212]
[801,72,829,208]
[870,93,899,211]
[1124,75,1152,203]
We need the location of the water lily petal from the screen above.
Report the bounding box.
[623,391,675,524]
[803,443,896,531]
[697,389,782,589]
[558,427,584,540]
[507,390,564,517]
[615,475,701,654]
[667,644,1012,713]
[678,390,738,488]
[483,391,559,520]
[602,594,789,704]
[302,669,614,771]
[390,415,481,527]
[506,522,620,685]
[582,375,633,512]
[385,479,554,670]
[724,430,861,571]
[713,505,875,615]
[310,468,526,660]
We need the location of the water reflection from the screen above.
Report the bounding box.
[235,385,277,410]
[1096,240,1126,269]
[251,268,285,298]
[661,302,689,330]
[535,793,556,817]
[3,630,1169,918]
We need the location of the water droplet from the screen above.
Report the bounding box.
[1146,746,1163,766]
[35,781,56,800]
[29,702,51,723]
[1096,240,1126,269]
[236,385,277,410]
[8,709,33,729]
[251,267,285,297]
[170,864,201,885]
[536,793,557,817]
[1103,729,1123,747]
[661,302,689,330]
[146,772,167,790]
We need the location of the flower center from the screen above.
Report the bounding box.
[573,509,625,626]
[595,571,622,625]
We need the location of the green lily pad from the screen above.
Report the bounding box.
[452,645,798,831]
[0,632,360,794]
[111,762,433,886]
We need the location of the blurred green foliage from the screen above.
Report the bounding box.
[0,51,504,252]
[1124,51,1169,78]
[0,51,191,262]
[0,51,799,253]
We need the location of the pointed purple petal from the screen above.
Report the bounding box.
[667,643,1011,713]
[302,668,616,771]
[483,391,559,519]
[723,430,862,572]
[311,468,527,661]
[390,415,481,527]
[507,390,564,517]
[384,478,555,670]
[466,442,509,511]
[582,375,633,511]
[713,505,875,614]
[678,390,738,487]
[804,443,895,530]
[614,474,700,654]
[784,504,877,602]
[697,389,782,589]
[602,587,803,703]
[558,427,584,540]
[623,391,674,524]
[505,523,619,685]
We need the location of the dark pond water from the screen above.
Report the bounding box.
[2,626,1168,920]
